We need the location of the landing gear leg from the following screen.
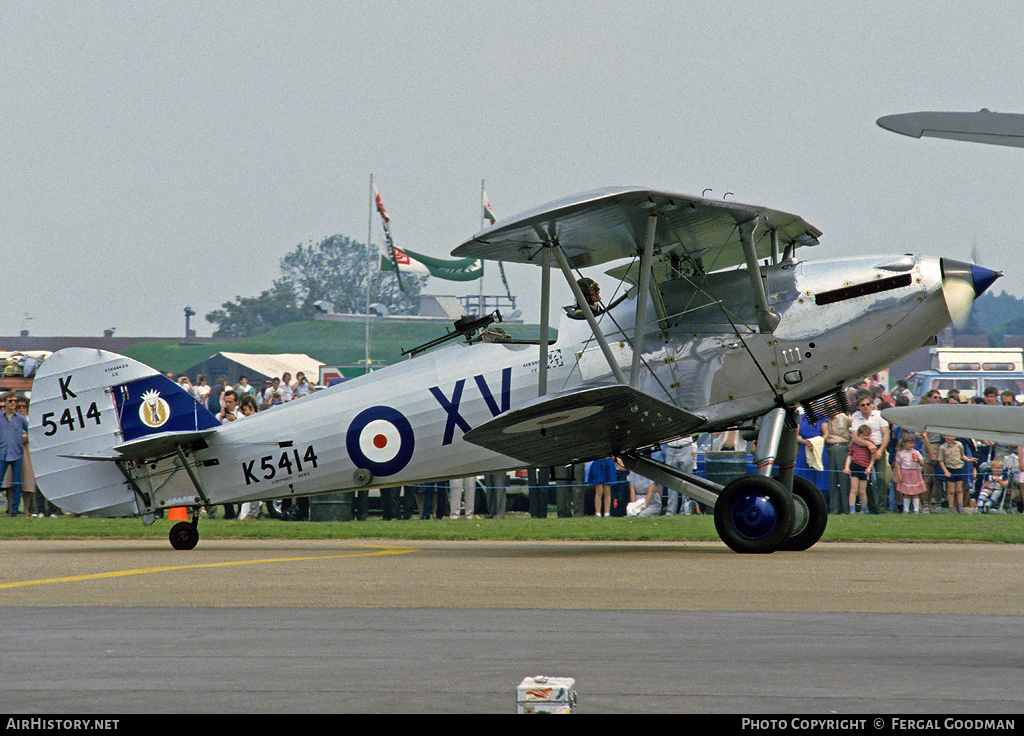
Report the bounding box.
[714,406,829,553]
[753,407,788,477]
[168,445,209,551]
[775,409,828,551]
[169,515,200,551]
[714,408,796,553]
[776,410,799,493]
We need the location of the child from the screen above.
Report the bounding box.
[893,434,927,513]
[627,470,661,517]
[977,459,1008,513]
[586,456,617,517]
[844,424,875,514]
[938,435,970,513]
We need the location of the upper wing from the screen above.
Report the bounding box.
[877,110,1024,149]
[882,405,1024,445]
[451,186,821,272]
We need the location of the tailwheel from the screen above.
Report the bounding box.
[714,475,794,554]
[780,476,828,551]
[169,520,200,551]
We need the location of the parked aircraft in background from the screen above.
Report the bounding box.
[29,187,997,552]
[879,108,1017,441]
[877,109,1024,148]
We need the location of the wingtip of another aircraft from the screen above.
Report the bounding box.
[876,112,926,138]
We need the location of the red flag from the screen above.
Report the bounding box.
[374,187,390,223]
[373,186,403,290]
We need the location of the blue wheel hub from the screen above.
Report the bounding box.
[730,493,779,540]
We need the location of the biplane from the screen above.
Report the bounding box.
[28,187,998,552]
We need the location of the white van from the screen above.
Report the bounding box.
[906,347,1024,401]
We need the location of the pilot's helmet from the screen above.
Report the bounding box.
[577,277,599,297]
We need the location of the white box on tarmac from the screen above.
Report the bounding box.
[516,675,577,714]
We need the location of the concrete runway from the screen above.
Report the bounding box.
[2,538,1023,713]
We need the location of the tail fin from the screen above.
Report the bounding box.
[28,348,219,517]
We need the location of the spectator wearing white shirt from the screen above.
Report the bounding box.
[263,378,281,406]
[851,391,890,514]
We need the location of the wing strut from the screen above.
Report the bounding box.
[739,218,780,333]
[538,245,552,397]
[629,215,657,388]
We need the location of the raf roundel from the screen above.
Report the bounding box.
[345,406,415,477]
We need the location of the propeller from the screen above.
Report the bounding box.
[940,258,1001,329]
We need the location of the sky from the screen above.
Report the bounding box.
[2,1,1022,338]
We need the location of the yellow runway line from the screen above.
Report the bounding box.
[0,543,416,590]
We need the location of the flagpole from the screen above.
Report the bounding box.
[365,173,374,374]
[479,178,485,316]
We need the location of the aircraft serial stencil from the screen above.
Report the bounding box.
[29,186,998,552]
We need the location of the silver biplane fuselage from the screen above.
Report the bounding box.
[142,253,958,505]
[28,188,996,552]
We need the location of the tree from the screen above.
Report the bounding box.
[206,279,305,338]
[953,291,1024,345]
[205,234,428,338]
[279,234,427,316]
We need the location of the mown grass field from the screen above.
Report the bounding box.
[1,511,1020,545]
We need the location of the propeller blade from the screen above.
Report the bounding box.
[942,276,976,329]
[940,258,1001,330]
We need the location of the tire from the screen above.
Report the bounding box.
[264,499,286,520]
[713,475,794,554]
[169,520,199,551]
[780,476,828,551]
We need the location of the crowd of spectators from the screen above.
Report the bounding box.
[786,379,1024,516]
[173,370,315,414]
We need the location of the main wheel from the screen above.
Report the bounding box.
[780,476,828,551]
[714,475,794,554]
[169,521,199,550]
[264,499,287,520]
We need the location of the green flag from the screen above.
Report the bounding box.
[380,246,482,281]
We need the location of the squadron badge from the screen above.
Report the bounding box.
[138,389,171,428]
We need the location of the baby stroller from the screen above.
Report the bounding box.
[977,456,1016,514]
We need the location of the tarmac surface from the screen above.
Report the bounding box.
[2,538,1023,713]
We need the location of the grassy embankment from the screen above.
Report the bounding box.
[121,319,557,374]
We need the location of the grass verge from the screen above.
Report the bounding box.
[0,512,1020,545]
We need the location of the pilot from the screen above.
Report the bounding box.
[564,277,626,319]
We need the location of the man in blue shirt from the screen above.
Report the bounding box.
[0,392,29,516]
